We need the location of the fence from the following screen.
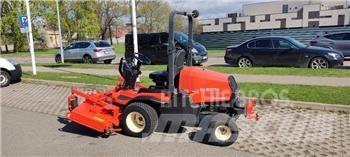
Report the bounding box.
[194,26,350,49]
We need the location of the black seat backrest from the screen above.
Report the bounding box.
[174,49,186,76]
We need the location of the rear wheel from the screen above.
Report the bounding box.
[237,57,252,68]
[310,57,329,69]
[55,55,62,63]
[121,102,158,137]
[83,55,94,64]
[103,59,113,64]
[0,71,11,87]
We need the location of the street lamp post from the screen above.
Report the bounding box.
[131,0,138,62]
[25,0,36,75]
[56,0,64,63]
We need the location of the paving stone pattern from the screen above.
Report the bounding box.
[1,83,349,157]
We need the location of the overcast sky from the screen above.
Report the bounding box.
[168,0,274,19]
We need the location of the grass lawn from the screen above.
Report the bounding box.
[113,43,125,55]
[22,62,349,77]
[21,63,166,71]
[207,66,350,77]
[207,49,225,55]
[23,72,350,105]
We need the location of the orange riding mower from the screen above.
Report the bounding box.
[66,10,259,146]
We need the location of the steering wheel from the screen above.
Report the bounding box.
[134,53,151,65]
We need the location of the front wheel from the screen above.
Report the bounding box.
[193,113,239,146]
[0,71,11,87]
[237,57,252,68]
[121,102,158,137]
[55,55,62,64]
[309,57,329,69]
[83,55,94,64]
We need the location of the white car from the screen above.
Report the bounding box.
[0,58,22,87]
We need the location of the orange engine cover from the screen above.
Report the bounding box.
[179,67,233,103]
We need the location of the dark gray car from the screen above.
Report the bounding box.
[310,32,350,57]
[225,36,344,69]
[55,41,116,64]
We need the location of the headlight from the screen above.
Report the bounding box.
[7,59,18,65]
[327,53,341,60]
[192,48,198,54]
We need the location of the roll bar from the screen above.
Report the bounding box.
[167,10,199,98]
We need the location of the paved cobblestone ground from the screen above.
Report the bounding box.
[1,83,349,157]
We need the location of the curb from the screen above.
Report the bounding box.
[22,78,113,89]
[22,78,350,112]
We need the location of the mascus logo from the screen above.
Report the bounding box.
[199,88,220,92]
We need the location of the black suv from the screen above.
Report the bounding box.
[125,32,208,65]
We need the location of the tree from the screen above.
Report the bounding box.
[58,1,100,43]
[96,0,128,44]
[137,0,171,33]
[0,0,26,52]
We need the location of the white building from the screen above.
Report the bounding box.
[200,0,350,32]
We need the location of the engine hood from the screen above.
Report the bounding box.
[193,42,207,55]
[303,46,344,56]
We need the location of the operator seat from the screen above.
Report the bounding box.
[149,49,186,88]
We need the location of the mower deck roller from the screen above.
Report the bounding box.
[66,10,258,146]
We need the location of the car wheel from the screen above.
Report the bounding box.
[121,102,158,137]
[310,57,329,69]
[83,55,94,64]
[237,57,252,68]
[55,55,62,63]
[0,71,11,87]
[103,59,113,64]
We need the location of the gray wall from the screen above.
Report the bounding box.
[194,26,350,49]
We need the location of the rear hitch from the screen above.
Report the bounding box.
[245,99,261,121]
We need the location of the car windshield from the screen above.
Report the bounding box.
[289,38,307,48]
[174,32,195,45]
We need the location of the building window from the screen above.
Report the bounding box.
[282,4,288,13]
[250,16,255,23]
[265,15,270,21]
[215,18,219,25]
[308,21,319,28]
[308,11,320,19]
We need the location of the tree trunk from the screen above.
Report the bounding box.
[101,27,107,40]
[109,25,113,45]
[5,44,9,53]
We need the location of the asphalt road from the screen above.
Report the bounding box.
[2,83,350,157]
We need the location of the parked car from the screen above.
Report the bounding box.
[125,32,208,65]
[55,40,116,64]
[0,58,22,87]
[310,32,350,57]
[225,36,344,69]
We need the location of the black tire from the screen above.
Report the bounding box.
[0,70,11,87]
[237,57,253,68]
[194,113,239,146]
[121,102,158,137]
[309,57,329,69]
[55,55,62,63]
[83,55,94,64]
[103,59,113,64]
